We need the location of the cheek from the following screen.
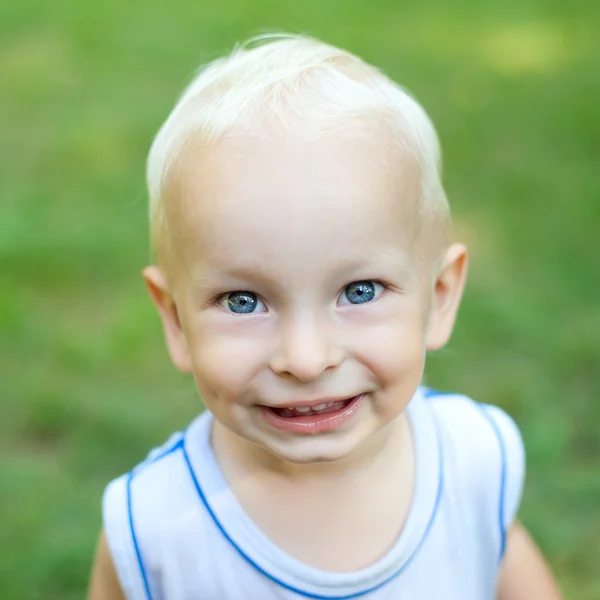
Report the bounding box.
[357,315,427,387]
[188,326,266,404]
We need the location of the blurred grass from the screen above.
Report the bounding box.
[1,0,598,598]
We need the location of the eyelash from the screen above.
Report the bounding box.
[212,280,391,314]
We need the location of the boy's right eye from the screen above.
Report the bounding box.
[219,291,266,314]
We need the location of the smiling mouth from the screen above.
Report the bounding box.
[269,399,352,418]
[259,394,364,434]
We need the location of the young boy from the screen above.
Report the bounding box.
[88,34,562,599]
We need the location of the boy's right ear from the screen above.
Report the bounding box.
[142,266,193,373]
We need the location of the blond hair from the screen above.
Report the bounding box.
[147,33,451,262]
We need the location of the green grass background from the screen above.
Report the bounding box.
[1,0,598,598]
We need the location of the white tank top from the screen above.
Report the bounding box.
[103,388,524,600]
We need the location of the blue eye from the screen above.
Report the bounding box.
[341,281,382,305]
[225,291,263,314]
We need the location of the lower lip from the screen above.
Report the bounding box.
[260,395,364,434]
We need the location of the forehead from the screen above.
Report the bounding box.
[165,127,423,277]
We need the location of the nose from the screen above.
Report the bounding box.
[270,315,343,382]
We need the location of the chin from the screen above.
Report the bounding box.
[266,434,365,466]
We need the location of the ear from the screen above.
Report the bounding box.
[425,243,469,351]
[142,266,193,373]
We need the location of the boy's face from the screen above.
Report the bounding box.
[145,126,467,466]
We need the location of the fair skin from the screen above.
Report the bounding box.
[88,125,562,599]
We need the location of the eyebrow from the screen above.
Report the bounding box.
[192,265,280,290]
[192,249,414,291]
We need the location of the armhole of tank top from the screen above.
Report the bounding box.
[423,390,524,565]
[474,403,508,562]
[103,474,153,600]
[475,403,526,563]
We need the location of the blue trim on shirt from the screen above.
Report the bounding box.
[125,436,184,600]
[127,470,153,600]
[132,434,184,476]
[475,403,508,562]
[180,416,445,600]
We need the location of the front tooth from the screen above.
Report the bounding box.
[295,406,310,413]
[325,402,335,407]
[313,403,327,410]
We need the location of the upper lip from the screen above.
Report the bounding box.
[263,395,360,409]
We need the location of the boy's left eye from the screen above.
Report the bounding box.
[339,281,385,305]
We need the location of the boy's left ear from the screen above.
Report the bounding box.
[425,243,469,351]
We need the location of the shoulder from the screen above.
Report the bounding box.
[103,427,189,530]
[420,387,526,561]
[101,413,211,599]
[423,388,524,472]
